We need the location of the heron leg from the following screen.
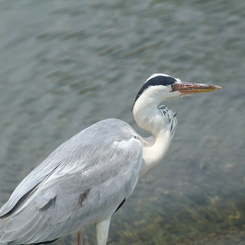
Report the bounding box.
[77,231,83,245]
[95,217,111,245]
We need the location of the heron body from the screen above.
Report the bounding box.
[0,74,221,245]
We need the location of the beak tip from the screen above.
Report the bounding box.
[211,85,222,92]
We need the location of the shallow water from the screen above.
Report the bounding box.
[0,0,244,244]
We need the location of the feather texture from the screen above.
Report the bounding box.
[0,119,142,244]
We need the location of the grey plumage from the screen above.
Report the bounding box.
[0,119,142,244]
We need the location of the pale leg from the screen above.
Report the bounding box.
[95,218,111,245]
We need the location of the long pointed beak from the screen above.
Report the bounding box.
[172,82,222,94]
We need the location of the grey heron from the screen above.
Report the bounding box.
[0,74,221,245]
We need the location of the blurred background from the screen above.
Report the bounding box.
[0,0,244,244]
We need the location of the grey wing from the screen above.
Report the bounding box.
[0,153,63,217]
[0,118,123,217]
[0,119,143,244]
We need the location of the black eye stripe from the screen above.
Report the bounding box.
[146,75,176,86]
[133,75,177,106]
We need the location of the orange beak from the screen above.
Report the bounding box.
[172,82,222,94]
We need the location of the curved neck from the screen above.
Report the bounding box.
[133,95,161,134]
[133,96,177,176]
[138,124,174,176]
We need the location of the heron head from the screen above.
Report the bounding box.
[133,73,222,108]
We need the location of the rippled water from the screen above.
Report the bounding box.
[0,0,244,244]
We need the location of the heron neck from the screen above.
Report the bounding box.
[139,127,173,176]
[133,95,176,176]
[133,96,161,134]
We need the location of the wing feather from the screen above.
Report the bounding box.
[0,119,142,244]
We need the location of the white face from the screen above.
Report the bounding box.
[140,84,182,102]
[133,74,181,106]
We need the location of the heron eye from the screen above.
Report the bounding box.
[170,84,176,92]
